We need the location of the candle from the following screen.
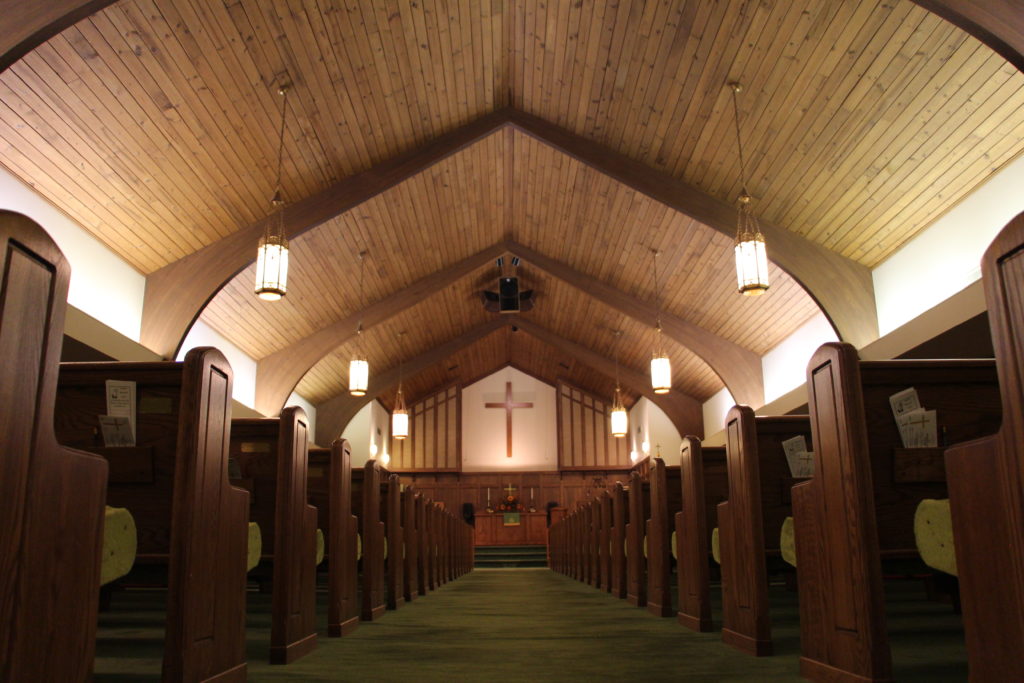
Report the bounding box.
[487,488,490,504]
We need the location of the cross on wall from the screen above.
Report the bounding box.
[484,381,534,458]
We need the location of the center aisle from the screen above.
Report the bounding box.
[247,569,802,682]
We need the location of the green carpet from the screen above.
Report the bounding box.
[94,569,967,681]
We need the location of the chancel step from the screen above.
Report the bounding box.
[474,545,547,568]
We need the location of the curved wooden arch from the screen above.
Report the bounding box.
[254,240,763,417]
[313,316,703,446]
[145,109,873,366]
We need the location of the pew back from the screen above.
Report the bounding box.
[0,212,108,682]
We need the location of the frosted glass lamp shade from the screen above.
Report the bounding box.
[735,235,769,296]
[255,234,289,301]
[651,355,671,394]
[610,406,628,438]
[392,410,409,440]
[349,358,369,396]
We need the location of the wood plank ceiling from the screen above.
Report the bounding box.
[1,0,1022,412]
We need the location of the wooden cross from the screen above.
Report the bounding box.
[485,381,533,458]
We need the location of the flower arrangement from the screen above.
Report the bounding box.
[497,494,523,512]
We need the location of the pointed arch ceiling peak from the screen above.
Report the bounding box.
[312,316,703,446]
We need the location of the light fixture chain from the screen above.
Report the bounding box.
[730,84,749,196]
[275,87,289,197]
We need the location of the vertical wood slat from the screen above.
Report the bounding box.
[557,381,630,469]
[391,385,460,471]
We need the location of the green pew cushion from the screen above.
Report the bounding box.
[711,527,720,565]
[316,528,325,566]
[780,516,797,568]
[101,505,137,586]
[247,522,262,572]
[915,498,957,577]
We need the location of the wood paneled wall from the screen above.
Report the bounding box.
[390,385,459,471]
[397,469,645,519]
[557,382,630,469]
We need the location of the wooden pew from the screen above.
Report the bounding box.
[313,439,359,637]
[0,211,108,682]
[382,471,405,609]
[647,458,681,617]
[229,408,317,664]
[402,487,419,602]
[352,461,385,620]
[945,211,1024,682]
[719,407,812,656]
[598,491,612,592]
[794,343,1000,682]
[675,437,725,632]
[626,471,650,606]
[589,500,600,587]
[416,495,430,594]
[55,347,249,682]
[610,482,628,598]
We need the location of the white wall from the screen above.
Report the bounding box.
[177,320,259,409]
[627,397,683,465]
[0,164,146,341]
[873,154,1024,335]
[701,387,735,444]
[342,400,390,468]
[461,366,557,472]
[761,313,838,403]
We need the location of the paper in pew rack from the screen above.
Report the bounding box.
[889,387,921,420]
[782,435,815,478]
[896,409,938,448]
[99,416,134,447]
[103,379,136,446]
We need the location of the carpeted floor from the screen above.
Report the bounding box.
[95,569,967,682]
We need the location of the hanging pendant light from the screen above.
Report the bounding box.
[610,330,628,438]
[730,82,769,296]
[649,249,671,394]
[392,331,409,440]
[349,251,369,396]
[255,85,291,301]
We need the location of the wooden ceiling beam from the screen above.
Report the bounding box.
[910,1,1024,73]
[506,241,764,407]
[257,239,762,417]
[139,109,510,359]
[314,317,507,446]
[0,1,119,74]
[254,242,506,416]
[507,316,704,439]
[503,109,880,349]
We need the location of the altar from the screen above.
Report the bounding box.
[474,512,548,546]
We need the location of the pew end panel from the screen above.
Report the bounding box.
[944,211,1024,682]
[676,436,713,633]
[268,407,318,665]
[646,458,677,617]
[719,406,773,657]
[0,211,108,682]
[796,342,893,682]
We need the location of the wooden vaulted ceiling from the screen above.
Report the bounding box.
[2,0,1024,435]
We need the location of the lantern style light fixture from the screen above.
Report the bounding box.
[609,330,628,438]
[729,82,769,296]
[349,251,370,396]
[392,331,409,440]
[255,85,291,301]
[649,249,671,394]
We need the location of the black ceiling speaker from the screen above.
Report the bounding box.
[480,280,534,313]
[481,257,534,313]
